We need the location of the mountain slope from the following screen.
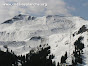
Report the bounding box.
[0,14,88,65]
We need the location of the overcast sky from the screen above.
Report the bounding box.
[0,0,88,23]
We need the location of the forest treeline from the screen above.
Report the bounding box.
[0,36,84,66]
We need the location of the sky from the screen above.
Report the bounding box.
[64,0,88,20]
[0,0,88,23]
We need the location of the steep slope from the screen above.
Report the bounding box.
[0,14,88,65]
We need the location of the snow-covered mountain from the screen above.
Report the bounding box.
[0,14,88,65]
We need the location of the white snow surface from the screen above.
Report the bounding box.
[0,15,88,65]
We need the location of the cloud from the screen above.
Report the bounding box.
[67,6,76,11]
[0,0,73,23]
[83,3,88,7]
